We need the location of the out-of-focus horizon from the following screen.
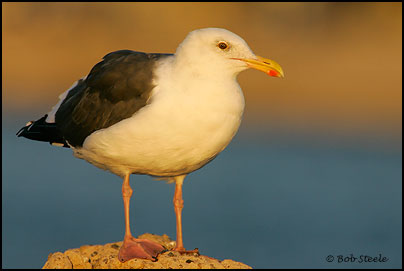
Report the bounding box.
[2,2,402,151]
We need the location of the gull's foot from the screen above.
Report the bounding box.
[118,236,165,262]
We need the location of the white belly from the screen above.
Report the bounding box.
[73,78,245,177]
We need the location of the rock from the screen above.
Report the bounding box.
[42,233,252,269]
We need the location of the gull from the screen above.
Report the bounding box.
[17,27,284,262]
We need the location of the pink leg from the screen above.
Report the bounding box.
[118,174,165,262]
[173,175,199,254]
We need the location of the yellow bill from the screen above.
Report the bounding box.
[232,55,284,78]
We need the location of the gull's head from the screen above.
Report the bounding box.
[175,28,284,78]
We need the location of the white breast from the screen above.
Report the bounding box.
[73,61,245,177]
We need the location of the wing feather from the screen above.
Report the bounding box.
[55,50,172,147]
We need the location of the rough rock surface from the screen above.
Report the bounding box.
[42,233,252,269]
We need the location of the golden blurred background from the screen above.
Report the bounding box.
[2,2,402,149]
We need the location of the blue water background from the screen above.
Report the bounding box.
[2,113,402,268]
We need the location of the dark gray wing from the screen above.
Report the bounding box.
[55,50,173,147]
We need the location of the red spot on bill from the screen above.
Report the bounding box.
[268,70,279,77]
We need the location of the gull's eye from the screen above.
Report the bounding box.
[217,42,229,50]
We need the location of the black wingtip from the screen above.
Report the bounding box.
[16,121,34,137]
[16,115,70,148]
